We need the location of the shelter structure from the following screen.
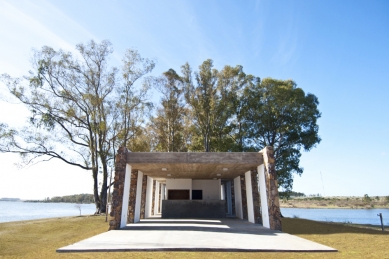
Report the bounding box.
[109,146,282,231]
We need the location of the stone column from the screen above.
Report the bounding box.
[251,170,262,224]
[140,175,147,219]
[260,146,282,231]
[127,169,139,224]
[109,147,129,230]
[231,180,236,216]
[240,174,248,220]
[226,181,232,215]
[151,180,156,215]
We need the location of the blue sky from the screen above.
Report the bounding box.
[0,0,388,199]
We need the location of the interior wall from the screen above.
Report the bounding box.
[192,179,220,200]
[166,179,192,200]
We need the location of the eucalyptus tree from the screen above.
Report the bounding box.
[242,78,321,191]
[181,60,256,152]
[181,60,217,152]
[212,65,257,151]
[0,40,154,213]
[151,69,189,152]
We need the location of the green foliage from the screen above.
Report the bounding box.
[241,78,321,191]
[0,40,154,214]
[362,194,372,203]
[150,69,189,152]
[279,191,306,199]
[2,43,322,195]
[48,194,94,203]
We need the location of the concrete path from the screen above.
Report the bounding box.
[57,218,337,252]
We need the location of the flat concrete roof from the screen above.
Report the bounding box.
[127,152,264,179]
[57,218,337,253]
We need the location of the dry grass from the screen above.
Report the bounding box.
[281,196,389,209]
[0,216,388,258]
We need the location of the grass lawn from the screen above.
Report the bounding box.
[0,215,388,258]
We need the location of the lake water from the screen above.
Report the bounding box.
[281,208,389,226]
[0,201,96,223]
[1,201,388,226]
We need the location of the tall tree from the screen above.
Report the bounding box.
[212,65,256,151]
[242,78,321,191]
[151,69,188,152]
[0,40,154,213]
[182,60,218,152]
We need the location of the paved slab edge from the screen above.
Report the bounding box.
[57,248,337,253]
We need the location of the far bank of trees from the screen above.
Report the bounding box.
[0,40,321,213]
[25,194,95,204]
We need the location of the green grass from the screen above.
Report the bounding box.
[0,215,388,258]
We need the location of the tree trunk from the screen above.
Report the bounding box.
[99,161,108,213]
[93,167,101,214]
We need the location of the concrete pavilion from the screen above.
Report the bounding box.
[109,146,282,231]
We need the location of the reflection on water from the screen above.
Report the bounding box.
[281,208,389,225]
[0,201,96,223]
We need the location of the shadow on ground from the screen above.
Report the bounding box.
[282,217,389,235]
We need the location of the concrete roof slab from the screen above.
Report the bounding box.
[127,152,263,179]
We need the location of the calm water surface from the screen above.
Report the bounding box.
[1,201,388,225]
[281,208,389,225]
[0,201,96,223]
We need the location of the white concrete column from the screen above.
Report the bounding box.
[134,171,144,223]
[234,176,243,219]
[120,164,132,228]
[258,164,270,228]
[245,171,255,223]
[154,181,160,215]
[145,176,153,218]
[221,184,225,200]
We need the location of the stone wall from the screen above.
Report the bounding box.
[127,169,138,223]
[251,170,262,224]
[151,180,156,215]
[262,146,282,231]
[109,147,128,230]
[140,175,147,219]
[158,182,162,213]
[240,174,248,220]
[231,180,236,216]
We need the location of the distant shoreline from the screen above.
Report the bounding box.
[280,195,389,209]
[0,193,95,204]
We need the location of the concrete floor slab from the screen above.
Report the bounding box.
[57,218,337,253]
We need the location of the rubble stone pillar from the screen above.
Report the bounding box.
[140,175,147,219]
[127,169,139,223]
[251,170,262,224]
[260,146,282,231]
[109,147,129,230]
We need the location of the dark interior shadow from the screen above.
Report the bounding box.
[120,218,279,236]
